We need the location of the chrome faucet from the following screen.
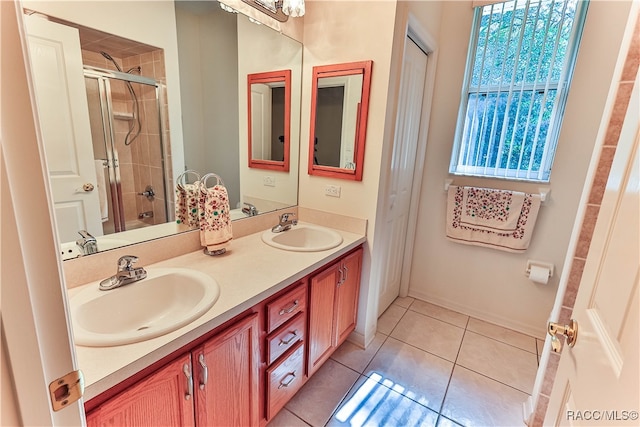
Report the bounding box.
[99,255,147,291]
[242,202,258,217]
[76,230,98,255]
[271,212,297,233]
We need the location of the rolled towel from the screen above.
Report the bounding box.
[199,173,232,253]
[175,170,201,228]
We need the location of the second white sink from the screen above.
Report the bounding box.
[261,223,343,252]
[70,268,220,347]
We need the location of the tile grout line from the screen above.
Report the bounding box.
[435,315,470,426]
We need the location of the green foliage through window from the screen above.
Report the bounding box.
[450,0,588,182]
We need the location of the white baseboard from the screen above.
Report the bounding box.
[408,289,546,339]
[523,396,535,426]
[346,330,370,349]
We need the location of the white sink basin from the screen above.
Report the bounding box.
[70,268,220,347]
[261,224,343,252]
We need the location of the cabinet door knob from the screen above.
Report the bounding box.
[198,354,208,390]
[343,265,349,282]
[183,363,193,400]
[337,267,344,286]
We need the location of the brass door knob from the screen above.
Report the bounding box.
[82,183,94,192]
[547,319,578,352]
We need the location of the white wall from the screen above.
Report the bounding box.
[408,0,634,337]
[237,16,302,208]
[22,0,186,186]
[299,0,398,343]
[175,4,241,208]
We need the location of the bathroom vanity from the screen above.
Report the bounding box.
[74,223,365,426]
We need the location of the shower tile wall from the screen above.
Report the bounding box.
[82,49,172,230]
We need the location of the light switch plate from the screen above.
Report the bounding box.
[263,176,276,187]
[325,185,341,198]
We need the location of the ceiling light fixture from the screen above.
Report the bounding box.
[230,0,305,22]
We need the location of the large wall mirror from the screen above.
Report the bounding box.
[308,61,373,181]
[247,70,291,172]
[19,0,302,260]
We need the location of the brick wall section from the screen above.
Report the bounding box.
[531,10,640,426]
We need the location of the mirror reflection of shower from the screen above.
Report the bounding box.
[99,51,142,146]
[83,47,172,235]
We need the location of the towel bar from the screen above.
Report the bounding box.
[443,180,550,204]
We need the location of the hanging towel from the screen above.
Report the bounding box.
[199,173,233,252]
[446,185,542,253]
[94,159,109,222]
[459,186,526,233]
[175,170,201,228]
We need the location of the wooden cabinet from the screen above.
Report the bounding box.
[86,353,195,426]
[87,314,260,427]
[308,248,363,376]
[85,245,363,426]
[262,284,308,422]
[195,313,260,427]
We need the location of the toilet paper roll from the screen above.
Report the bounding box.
[529,265,550,284]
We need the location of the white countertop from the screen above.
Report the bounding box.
[70,223,366,401]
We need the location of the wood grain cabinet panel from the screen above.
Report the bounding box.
[195,314,260,427]
[308,248,363,377]
[86,354,195,427]
[266,342,305,420]
[266,312,305,365]
[266,283,307,333]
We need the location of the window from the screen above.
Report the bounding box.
[450,0,588,182]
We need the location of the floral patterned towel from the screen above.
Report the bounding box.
[175,182,201,228]
[460,187,526,233]
[446,185,541,253]
[199,183,232,252]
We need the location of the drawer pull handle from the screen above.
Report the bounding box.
[198,354,208,390]
[278,372,296,389]
[279,300,299,315]
[278,330,298,346]
[183,363,193,400]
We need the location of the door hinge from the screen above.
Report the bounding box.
[48,369,84,411]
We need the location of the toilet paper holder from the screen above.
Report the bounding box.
[525,260,554,279]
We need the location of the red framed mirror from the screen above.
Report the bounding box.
[308,61,373,181]
[247,69,291,172]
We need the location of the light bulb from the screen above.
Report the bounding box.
[281,0,305,17]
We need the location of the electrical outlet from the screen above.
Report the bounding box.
[263,176,276,187]
[325,185,341,198]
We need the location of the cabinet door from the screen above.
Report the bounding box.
[335,248,363,345]
[86,354,195,427]
[194,313,260,427]
[308,262,339,376]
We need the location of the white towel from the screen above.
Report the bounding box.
[446,185,541,253]
[94,160,108,222]
[199,183,233,252]
[460,187,526,233]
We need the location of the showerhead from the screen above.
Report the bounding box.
[100,51,123,72]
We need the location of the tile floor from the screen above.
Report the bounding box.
[268,297,544,427]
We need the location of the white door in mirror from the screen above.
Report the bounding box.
[69,268,220,346]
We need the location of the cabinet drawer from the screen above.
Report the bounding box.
[266,284,307,333]
[266,342,305,420]
[266,312,305,365]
